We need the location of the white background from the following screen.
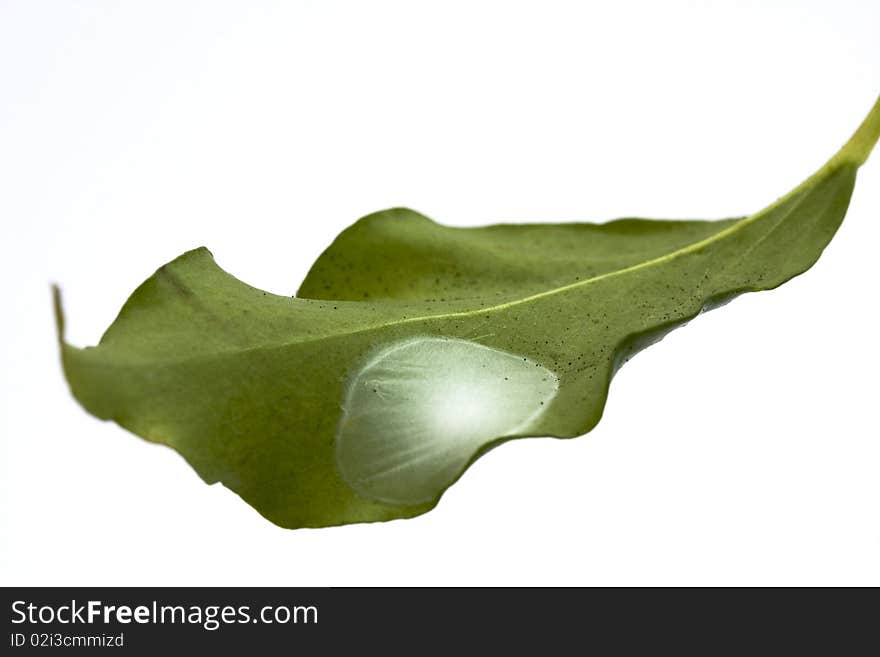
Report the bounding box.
[2,1,878,586]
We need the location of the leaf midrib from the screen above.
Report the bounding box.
[83,166,841,374]
[322,169,822,327]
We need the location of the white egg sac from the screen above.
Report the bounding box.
[336,336,559,505]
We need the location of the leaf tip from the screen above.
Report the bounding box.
[51,283,65,344]
[182,245,214,262]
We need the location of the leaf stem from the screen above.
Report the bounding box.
[833,94,880,167]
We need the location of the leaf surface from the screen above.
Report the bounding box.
[57,97,880,528]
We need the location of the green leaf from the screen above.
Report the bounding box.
[56,96,880,529]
